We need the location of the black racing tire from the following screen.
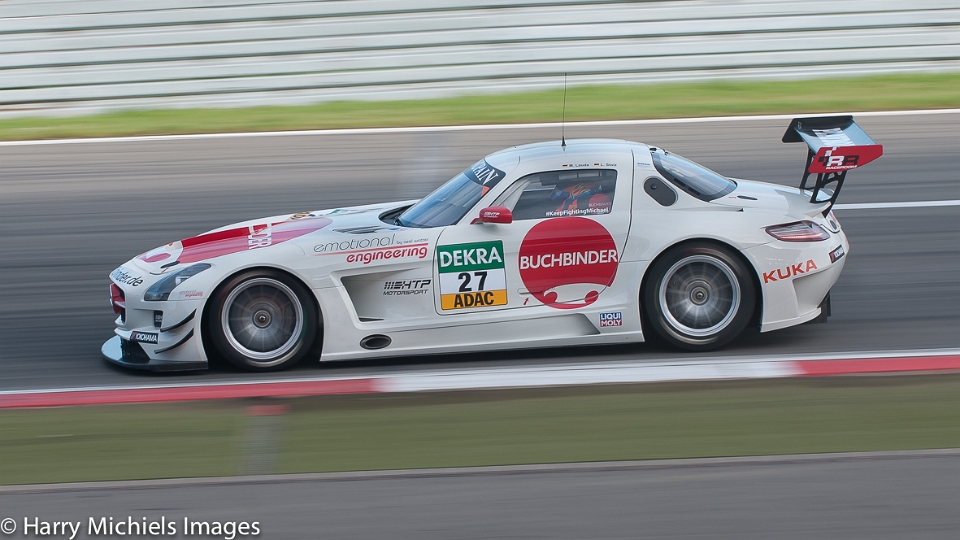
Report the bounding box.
[643,243,755,351]
[208,269,318,372]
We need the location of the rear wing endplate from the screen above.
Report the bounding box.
[782,116,882,214]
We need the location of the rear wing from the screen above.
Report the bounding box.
[782,116,882,214]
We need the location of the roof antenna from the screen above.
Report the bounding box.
[561,73,567,149]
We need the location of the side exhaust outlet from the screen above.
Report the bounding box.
[360,334,391,350]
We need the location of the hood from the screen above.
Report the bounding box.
[131,200,417,275]
[710,179,829,218]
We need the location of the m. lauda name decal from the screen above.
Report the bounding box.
[763,259,817,283]
[561,162,616,168]
[437,241,507,310]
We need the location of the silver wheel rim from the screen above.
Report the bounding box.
[659,255,740,337]
[221,277,303,365]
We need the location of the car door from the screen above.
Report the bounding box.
[434,151,633,315]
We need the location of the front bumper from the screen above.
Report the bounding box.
[107,268,213,371]
[102,336,207,371]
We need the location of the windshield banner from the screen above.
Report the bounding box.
[464,160,506,194]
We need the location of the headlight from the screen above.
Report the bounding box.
[143,264,211,301]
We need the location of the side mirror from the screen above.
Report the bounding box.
[472,206,513,224]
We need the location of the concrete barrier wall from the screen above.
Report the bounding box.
[1,0,958,117]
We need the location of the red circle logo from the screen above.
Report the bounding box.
[518,217,619,309]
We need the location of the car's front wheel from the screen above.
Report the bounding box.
[643,243,755,351]
[209,270,318,371]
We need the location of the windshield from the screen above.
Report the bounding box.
[652,151,736,201]
[397,160,506,228]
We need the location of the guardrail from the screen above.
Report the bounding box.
[1,0,958,118]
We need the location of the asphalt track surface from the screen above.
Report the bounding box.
[1,113,959,391]
[2,451,960,539]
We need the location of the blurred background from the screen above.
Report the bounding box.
[0,0,958,118]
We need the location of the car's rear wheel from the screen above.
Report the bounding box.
[643,243,755,351]
[209,269,317,371]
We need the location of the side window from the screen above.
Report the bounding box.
[650,151,736,202]
[496,169,617,221]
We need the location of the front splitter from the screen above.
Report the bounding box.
[101,336,207,372]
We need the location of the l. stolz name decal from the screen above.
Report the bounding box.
[562,162,616,168]
[518,218,619,309]
[111,267,143,287]
[599,312,623,327]
[383,279,431,296]
[438,241,507,310]
[763,259,818,283]
[130,331,158,344]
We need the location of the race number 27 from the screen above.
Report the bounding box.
[458,271,487,292]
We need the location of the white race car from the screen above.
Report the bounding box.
[104,116,881,372]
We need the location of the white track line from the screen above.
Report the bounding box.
[1,108,958,147]
[834,200,960,210]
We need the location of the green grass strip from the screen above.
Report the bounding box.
[2,73,958,141]
[0,403,246,485]
[4,375,960,485]
[280,376,960,472]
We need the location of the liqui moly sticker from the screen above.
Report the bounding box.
[599,312,623,327]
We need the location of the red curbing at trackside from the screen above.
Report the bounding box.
[796,355,960,376]
[0,379,377,409]
[2,352,960,409]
